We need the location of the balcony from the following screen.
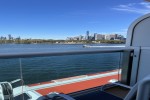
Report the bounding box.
[0,48,133,100]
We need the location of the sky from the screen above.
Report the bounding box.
[0,0,150,40]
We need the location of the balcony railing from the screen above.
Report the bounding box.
[0,49,133,88]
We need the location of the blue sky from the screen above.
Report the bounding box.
[0,0,149,39]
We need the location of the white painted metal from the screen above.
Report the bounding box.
[137,48,150,81]
[126,13,150,86]
[126,13,150,47]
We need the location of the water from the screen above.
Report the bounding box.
[0,44,124,84]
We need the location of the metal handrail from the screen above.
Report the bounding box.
[0,48,133,59]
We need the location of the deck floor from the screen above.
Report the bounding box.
[36,74,118,95]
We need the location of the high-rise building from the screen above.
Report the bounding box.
[94,33,97,40]
[8,34,12,40]
[86,31,90,40]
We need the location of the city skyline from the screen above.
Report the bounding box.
[66,31,125,41]
[0,32,126,44]
[0,31,125,40]
[0,0,150,39]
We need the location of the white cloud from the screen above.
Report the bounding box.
[113,2,150,14]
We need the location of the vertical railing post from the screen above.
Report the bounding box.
[121,50,133,85]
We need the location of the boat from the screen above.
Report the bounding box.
[83,45,125,48]
[1,1,150,100]
[82,45,87,48]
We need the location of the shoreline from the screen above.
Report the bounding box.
[0,42,126,45]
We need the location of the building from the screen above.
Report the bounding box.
[66,37,73,40]
[116,34,125,40]
[8,34,13,40]
[105,34,111,40]
[94,33,105,40]
[66,32,125,41]
[79,35,84,40]
[85,31,90,40]
[105,34,117,40]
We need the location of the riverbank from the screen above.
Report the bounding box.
[0,39,125,44]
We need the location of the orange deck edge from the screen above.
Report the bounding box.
[28,70,119,87]
[36,74,118,95]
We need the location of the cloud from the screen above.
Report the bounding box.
[113,2,150,14]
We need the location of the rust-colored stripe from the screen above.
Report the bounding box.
[36,75,118,95]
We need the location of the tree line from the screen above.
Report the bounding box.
[0,39,125,44]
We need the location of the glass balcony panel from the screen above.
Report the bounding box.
[0,51,126,100]
[18,52,122,85]
[0,59,21,82]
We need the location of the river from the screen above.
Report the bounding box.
[0,44,124,84]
